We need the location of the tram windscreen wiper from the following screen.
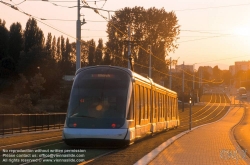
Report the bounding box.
[75,115,97,118]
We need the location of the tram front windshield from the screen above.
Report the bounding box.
[66,67,130,129]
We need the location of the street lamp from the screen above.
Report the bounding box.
[189,97,192,131]
[37,66,40,73]
[192,63,197,105]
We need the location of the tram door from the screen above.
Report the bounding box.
[135,84,140,126]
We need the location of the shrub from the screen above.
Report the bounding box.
[13,94,33,113]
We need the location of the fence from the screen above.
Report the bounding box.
[0,113,66,136]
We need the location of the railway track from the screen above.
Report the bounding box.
[86,93,231,165]
[0,93,230,165]
[180,93,228,127]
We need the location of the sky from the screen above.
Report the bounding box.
[1,0,250,70]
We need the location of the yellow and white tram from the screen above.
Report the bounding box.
[62,66,179,147]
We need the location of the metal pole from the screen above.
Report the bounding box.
[3,114,4,136]
[169,57,172,89]
[48,114,50,130]
[20,114,22,133]
[42,114,44,130]
[189,98,192,130]
[193,64,195,105]
[198,68,201,102]
[128,25,131,69]
[199,68,201,88]
[149,45,152,78]
[28,114,30,132]
[76,0,81,71]
[12,114,13,134]
[201,67,203,88]
[182,61,184,112]
[35,114,37,131]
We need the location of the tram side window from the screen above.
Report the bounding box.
[152,91,155,118]
[163,95,165,119]
[148,88,151,120]
[174,98,176,118]
[161,95,164,118]
[169,96,172,120]
[155,92,158,120]
[171,97,174,119]
[166,96,168,119]
[135,84,140,125]
[174,98,177,118]
[127,88,134,120]
[172,98,175,117]
[158,93,161,121]
[144,87,148,119]
[140,86,144,120]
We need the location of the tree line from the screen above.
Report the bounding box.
[0,7,181,113]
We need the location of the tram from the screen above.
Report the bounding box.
[62,65,179,147]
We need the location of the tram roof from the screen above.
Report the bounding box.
[76,65,177,95]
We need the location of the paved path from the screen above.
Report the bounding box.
[136,107,250,165]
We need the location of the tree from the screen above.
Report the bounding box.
[103,47,112,65]
[88,39,96,66]
[95,39,104,65]
[0,19,9,61]
[45,33,52,59]
[9,22,23,66]
[30,73,46,104]
[61,35,66,63]
[0,56,15,78]
[106,7,180,81]
[212,65,221,81]
[13,94,33,113]
[24,18,44,52]
[65,38,73,74]
[56,37,61,62]
[14,74,28,95]
[18,45,44,77]
[30,73,46,93]
[51,36,57,60]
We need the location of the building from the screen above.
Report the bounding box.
[229,65,235,76]
[174,65,194,73]
[235,61,250,74]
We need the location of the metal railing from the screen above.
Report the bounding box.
[0,113,66,136]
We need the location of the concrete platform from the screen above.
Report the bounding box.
[135,107,250,165]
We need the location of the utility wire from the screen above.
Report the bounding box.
[196,55,250,65]
[40,18,106,22]
[11,0,243,67]
[177,34,231,43]
[2,0,247,83]
[1,1,224,85]
[81,1,170,65]
[79,2,246,67]
[175,3,250,11]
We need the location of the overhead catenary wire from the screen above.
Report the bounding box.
[80,1,173,65]
[7,0,248,66]
[0,0,225,85]
[175,2,250,11]
[79,1,249,68]
[1,0,246,84]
